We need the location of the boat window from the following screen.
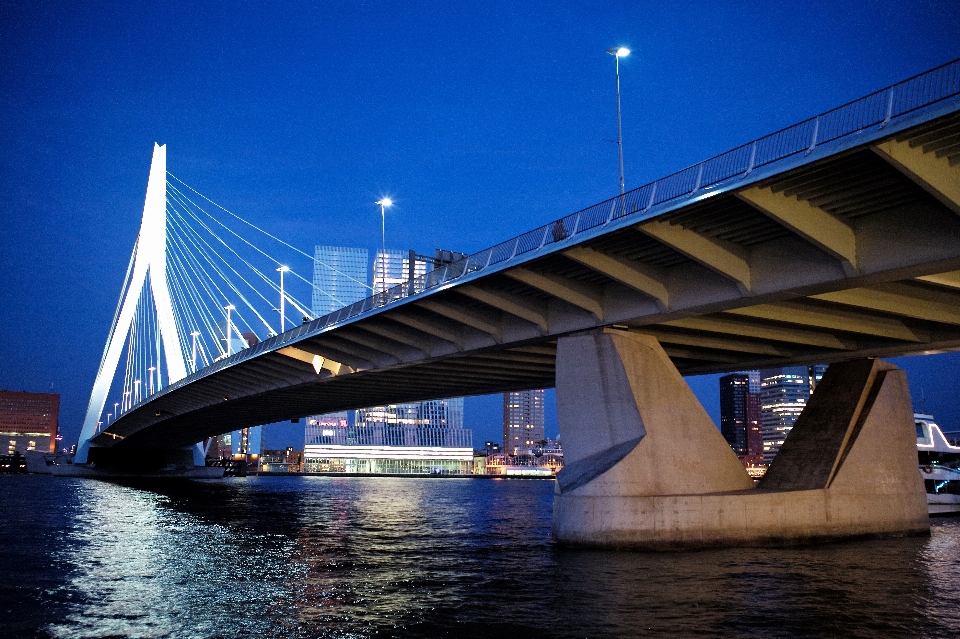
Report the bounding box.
[916,422,926,438]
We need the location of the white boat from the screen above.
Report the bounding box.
[916,413,960,516]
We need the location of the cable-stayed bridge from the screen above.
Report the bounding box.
[74,59,960,549]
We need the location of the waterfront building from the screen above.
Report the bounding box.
[719,373,763,466]
[303,420,474,473]
[260,447,303,473]
[759,367,812,461]
[503,389,545,456]
[0,390,59,455]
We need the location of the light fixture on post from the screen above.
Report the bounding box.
[375,198,392,295]
[148,366,156,396]
[606,46,630,194]
[224,304,236,357]
[190,331,200,373]
[277,265,290,333]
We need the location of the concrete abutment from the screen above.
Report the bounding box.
[552,329,928,550]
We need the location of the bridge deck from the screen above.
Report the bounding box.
[97,64,960,451]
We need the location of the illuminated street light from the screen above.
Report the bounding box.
[607,46,630,194]
[224,304,236,357]
[190,330,200,373]
[148,366,156,395]
[375,198,393,294]
[277,265,290,333]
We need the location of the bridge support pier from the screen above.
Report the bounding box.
[552,329,928,549]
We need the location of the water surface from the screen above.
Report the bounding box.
[2,475,958,638]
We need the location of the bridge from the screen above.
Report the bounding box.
[75,59,960,549]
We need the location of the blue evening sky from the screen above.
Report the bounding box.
[2,1,960,449]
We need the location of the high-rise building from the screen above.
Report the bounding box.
[719,373,763,465]
[372,249,427,295]
[759,366,812,461]
[1,390,60,454]
[313,245,370,316]
[503,389,545,456]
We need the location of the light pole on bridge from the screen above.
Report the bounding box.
[148,366,156,396]
[607,46,630,194]
[277,265,290,333]
[375,198,392,295]
[190,330,200,373]
[224,304,236,357]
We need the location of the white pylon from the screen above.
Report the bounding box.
[75,144,189,463]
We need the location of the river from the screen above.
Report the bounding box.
[2,474,959,638]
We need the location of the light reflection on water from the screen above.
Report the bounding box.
[2,474,959,638]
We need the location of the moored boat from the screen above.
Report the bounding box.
[916,413,960,516]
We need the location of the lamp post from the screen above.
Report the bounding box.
[148,366,156,396]
[190,331,200,373]
[375,198,392,294]
[607,47,630,194]
[224,304,236,357]
[134,379,141,404]
[113,402,119,420]
[123,391,131,412]
[277,265,290,333]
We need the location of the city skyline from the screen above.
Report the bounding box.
[2,3,960,449]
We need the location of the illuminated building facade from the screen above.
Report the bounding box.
[503,389,545,456]
[759,366,812,461]
[372,249,428,295]
[1,390,59,455]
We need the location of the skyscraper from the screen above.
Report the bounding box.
[719,373,762,465]
[503,389,545,456]
[313,245,370,316]
[759,366,811,461]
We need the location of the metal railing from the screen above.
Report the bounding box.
[156,58,960,394]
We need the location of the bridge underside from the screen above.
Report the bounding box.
[93,108,960,454]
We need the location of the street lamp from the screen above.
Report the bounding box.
[113,402,119,420]
[224,304,236,357]
[148,366,156,396]
[190,331,200,373]
[134,379,141,404]
[375,198,392,294]
[607,46,630,194]
[276,265,290,333]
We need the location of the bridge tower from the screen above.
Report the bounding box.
[74,144,191,464]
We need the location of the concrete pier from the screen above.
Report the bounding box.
[552,329,928,549]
